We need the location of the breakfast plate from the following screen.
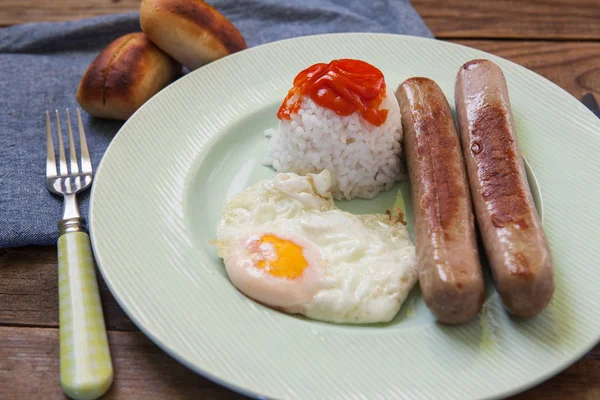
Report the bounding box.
[90,33,600,399]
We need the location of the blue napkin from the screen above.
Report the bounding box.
[0,0,432,248]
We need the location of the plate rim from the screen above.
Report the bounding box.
[90,32,600,400]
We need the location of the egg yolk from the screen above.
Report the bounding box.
[256,235,308,279]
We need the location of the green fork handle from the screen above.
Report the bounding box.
[58,230,113,400]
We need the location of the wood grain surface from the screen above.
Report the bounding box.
[0,323,598,399]
[453,40,600,100]
[1,0,600,40]
[0,326,246,399]
[412,0,600,39]
[1,0,600,399]
[0,247,135,331]
[0,0,140,26]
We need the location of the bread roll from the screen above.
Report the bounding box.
[77,32,180,120]
[140,0,247,71]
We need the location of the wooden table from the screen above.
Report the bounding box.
[1,1,599,398]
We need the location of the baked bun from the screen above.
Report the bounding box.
[140,0,247,71]
[77,32,180,120]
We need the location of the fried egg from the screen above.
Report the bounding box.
[215,170,417,324]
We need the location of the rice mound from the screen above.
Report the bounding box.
[266,86,403,200]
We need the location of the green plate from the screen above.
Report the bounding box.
[90,33,600,399]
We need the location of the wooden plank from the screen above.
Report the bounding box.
[0,326,246,399]
[0,326,597,399]
[0,246,137,331]
[2,0,600,41]
[451,40,600,101]
[511,346,600,400]
[0,0,140,26]
[1,37,599,398]
[412,0,600,39]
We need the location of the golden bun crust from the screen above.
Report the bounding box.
[140,0,247,71]
[76,32,180,120]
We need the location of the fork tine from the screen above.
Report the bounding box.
[76,109,92,174]
[55,110,68,176]
[66,109,80,175]
[46,111,57,178]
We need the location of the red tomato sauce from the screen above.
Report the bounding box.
[277,59,388,126]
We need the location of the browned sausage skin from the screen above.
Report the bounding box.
[455,59,554,317]
[397,78,485,324]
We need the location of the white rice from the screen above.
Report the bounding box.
[265,85,403,200]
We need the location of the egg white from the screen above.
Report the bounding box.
[216,170,417,324]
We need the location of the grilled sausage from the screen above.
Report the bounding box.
[455,59,554,317]
[397,77,485,324]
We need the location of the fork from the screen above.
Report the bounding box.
[46,109,113,400]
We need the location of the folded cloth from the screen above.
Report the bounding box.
[0,0,432,248]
